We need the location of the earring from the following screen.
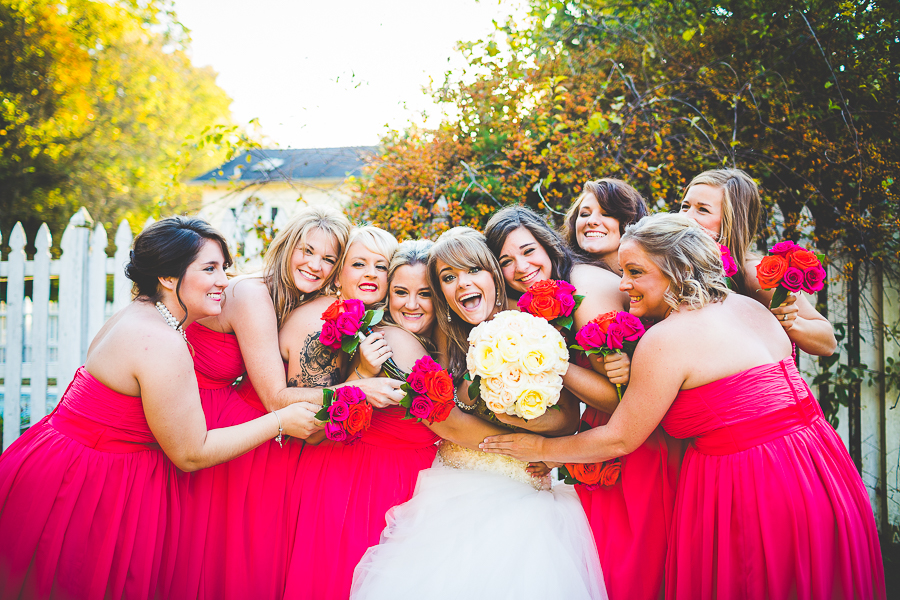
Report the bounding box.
[496,294,502,307]
[447,310,452,322]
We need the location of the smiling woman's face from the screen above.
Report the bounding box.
[618,240,671,320]
[497,227,553,294]
[338,241,389,307]
[388,263,435,335]
[436,259,498,325]
[288,227,339,294]
[679,184,724,241]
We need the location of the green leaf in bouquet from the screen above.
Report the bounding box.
[468,375,481,400]
[399,396,412,409]
[556,315,574,331]
[363,309,384,327]
[342,336,360,354]
[572,294,585,312]
[769,285,789,309]
[463,372,472,382]
[314,407,329,421]
[322,388,335,405]
[725,276,736,290]
[570,344,586,352]
[816,253,826,264]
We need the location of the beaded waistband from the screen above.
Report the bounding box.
[437,441,549,491]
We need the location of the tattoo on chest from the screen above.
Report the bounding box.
[288,331,341,387]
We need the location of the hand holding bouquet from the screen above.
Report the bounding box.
[755,240,827,308]
[399,356,455,424]
[465,311,569,420]
[314,386,372,444]
[517,279,584,331]
[318,299,384,355]
[572,311,646,399]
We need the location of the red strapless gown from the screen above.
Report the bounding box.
[171,323,303,600]
[577,408,682,600]
[0,367,177,600]
[283,406,439,600]
[662,358,885,600]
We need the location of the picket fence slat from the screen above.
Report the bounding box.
[2,225,26,449]
[30,225,52,426]
[113,221,133,312]
[57,209,91,395]
[87,223,108,344]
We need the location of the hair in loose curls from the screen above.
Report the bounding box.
[621,213,730,314]
[484,205,576,298]
[381,239,436,352]
[263,205,351,330]
[562,178,649,266]
[428,227,508,385]
[125,216,232,328]
[681,169,761,295]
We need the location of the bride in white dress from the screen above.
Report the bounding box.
[351,228,607,600]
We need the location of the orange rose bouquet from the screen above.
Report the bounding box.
[517,279,584,330]
[318,299,383,355]
[756,240,827,308]
[398,356,456,424]
[314,385,372,444]
[571,311,646,399]
[558,459,621,489]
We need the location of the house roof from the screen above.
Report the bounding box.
[192,147,377,183]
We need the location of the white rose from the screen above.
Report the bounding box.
[469,339,503,378]
[514,387,552,420]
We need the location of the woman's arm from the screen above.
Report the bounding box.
[489,389,581,436]
[743,259,837,357]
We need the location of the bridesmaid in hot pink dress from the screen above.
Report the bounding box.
[0,217,317,600]
[483,214,885,600]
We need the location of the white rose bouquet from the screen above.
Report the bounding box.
[464,311,568,420]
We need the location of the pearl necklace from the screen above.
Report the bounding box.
[155,301,188,344]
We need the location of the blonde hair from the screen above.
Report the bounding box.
[382,239,436,352]
[263,205,351,329]
[621,213,729,313]
[428,227,508,383]
[681,169,761,294]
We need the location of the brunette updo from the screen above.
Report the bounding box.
[125,216,232,324]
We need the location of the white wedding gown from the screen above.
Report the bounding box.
[351,441,608,599]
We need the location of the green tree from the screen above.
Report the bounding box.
[0,0,234,248]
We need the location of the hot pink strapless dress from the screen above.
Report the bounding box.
[662,357,885,600]
[0,367,177,600]
[283,406,439,600]
[576,409,682,600]
[172,323,303,600]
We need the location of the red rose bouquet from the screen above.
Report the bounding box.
[571,311,646,399]
[398,355,455,424]
[558,459,622,490]
[517,279,584,331]
[314,385,372,444]
[318,299,384,355]
[755,240,827,308]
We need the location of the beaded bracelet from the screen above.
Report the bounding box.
[272,410,284,448]
[453,388,476,412]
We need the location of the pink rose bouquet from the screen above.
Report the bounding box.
[398,355,455,424]
[756,240,827,308]
[571,311,646,399]
[517,279,584,330]
[318,299,384,355]
[314,385,372,444]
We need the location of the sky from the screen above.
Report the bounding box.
[173,0,518,149]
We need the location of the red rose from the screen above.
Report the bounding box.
[321,299,344,322]
[428,399,455,424]
[788,249,820,271]
[568,462,603,485]
[599,461,621,486]
[755,255,789,289]
[528,279,558,298]
[530,295,562,320]
[344,402,372,436]
[426,370,455,403]
[591,311,619,334]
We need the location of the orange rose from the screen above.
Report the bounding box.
[528,279,558,298]
[426,370,455,403]
[529,295,562,320]
[568,462,603,485]
[429,399,455,424]
[344,402,372,436]
[321,300,344,322]
[788,249,820,271]
[755,254,789,289]
[590,311,618,333]
[599,461,621,486]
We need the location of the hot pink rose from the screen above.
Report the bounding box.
[605,323,626,350]
[343,299,366,318]
[556,290,576,316]
[615,312,645,341]
[556,280,576,296]
[719,245,738,277]
[409,396,434,420]
[325,422,348,442]
[413,355,442,372]
[803,266,827,293]
[407,370,429,394]
[327,399,350,422]
[336,385,366,405]
[575,322,605,350]
[516,292,534,312]
[336,312,361,336]
[781,267,805,293]
[770,240,798,256]
[319,321,341,350]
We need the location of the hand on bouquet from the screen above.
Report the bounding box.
[350,377,404,409]
[357,331,394,378]
[603,353,631,386]
[770,294,799,331]
[279,401,326,439]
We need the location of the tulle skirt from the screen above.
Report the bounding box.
[351,446,607,600]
